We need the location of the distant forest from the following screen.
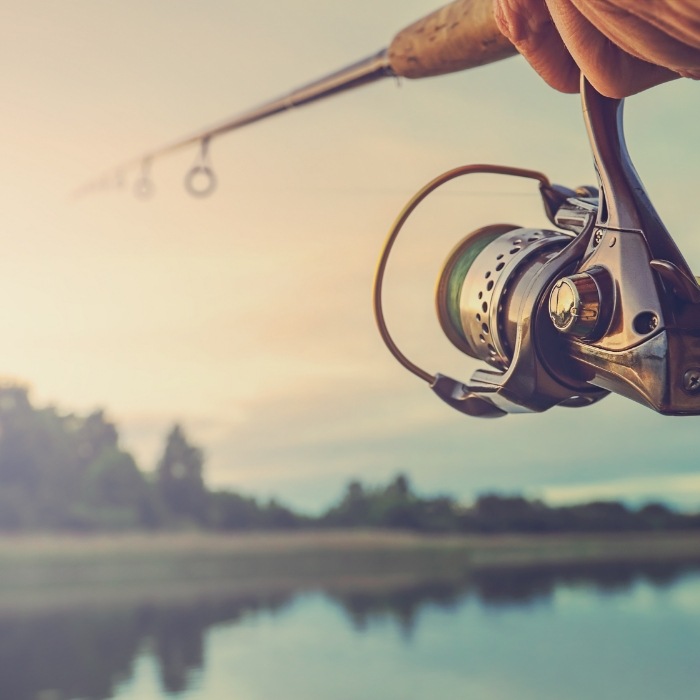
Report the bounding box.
[0,383,698,534]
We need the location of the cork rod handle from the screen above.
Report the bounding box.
[389,0,516,79]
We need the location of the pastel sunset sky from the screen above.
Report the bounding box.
[3,1,699,512]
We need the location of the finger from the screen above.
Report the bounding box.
[570,0,700,79]
[546,0,680,97]
[494,0,581,93]
[597,0,700,51]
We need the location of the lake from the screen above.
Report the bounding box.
[2,560,699,700]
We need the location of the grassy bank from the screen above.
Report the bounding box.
[0,530,699,611]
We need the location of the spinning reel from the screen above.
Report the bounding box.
[375,79,700,418]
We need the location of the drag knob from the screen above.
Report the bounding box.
[548,271,603,339]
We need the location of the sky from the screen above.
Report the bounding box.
[2,1,699,513]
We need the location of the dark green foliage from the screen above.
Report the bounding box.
[70,447,155,531]
[461,494,559,533]
[208,491,303,530]
[322,480,700,535]
[0,384,154,531]
[457,494,697,534]
[637,502,683,530]
[155,425,208,526]
[322,474,463,532]
[208,491,264,530]
[260,498,303,529]
[0,383,303,532]
[0,382,698,534]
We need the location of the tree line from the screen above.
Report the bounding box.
[0,383,698,533]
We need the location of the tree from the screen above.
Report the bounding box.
[208,491,263,530]
[0,384,148,530]
[74,410,119,470]
[464,494,557,533]
[155,425,208,525]
[70,447,154,530]
[322,474,461,532]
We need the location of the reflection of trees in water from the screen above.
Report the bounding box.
[146,595,291,694]
[469,560,696,606]
[0,608,141,700]
[0,593,292,700]
[328,561,700,636]
[332,581,463,639]
[1,562,698,699]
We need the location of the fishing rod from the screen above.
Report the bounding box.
[77,0,516,197]
[83,1,700,419]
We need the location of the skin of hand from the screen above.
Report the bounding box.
[493,0,700,97]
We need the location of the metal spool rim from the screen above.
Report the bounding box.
[436,223,520,359]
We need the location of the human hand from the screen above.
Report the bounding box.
[493,0,700,97]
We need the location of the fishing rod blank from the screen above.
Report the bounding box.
[78,0,516,198]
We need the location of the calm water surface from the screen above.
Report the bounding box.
[3,563,700,700]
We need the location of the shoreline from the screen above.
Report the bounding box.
[2,528,700,561]
[1,530,699,612]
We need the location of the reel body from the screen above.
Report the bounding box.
[375,79,700,418]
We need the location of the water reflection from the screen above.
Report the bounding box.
[1,561,698,700]
[331,560,699,635]
[0,593,293,700]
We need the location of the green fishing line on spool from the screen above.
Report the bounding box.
[439,228,505,345]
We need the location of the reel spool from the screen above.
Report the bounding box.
[374,79,700,418]
[436,224,571,370]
